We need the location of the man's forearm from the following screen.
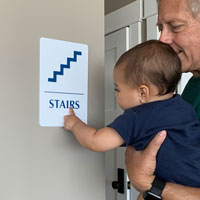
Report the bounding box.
[125,132,200,200]
[162,182,200,200]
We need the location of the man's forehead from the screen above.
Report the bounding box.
[158,0,191,21]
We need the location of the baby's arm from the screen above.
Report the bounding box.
[64,107,124,152]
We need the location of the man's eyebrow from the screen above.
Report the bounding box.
[156,19,186,26]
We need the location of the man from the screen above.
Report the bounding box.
[125,0,200,199]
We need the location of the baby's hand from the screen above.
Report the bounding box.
[64,107,80,131]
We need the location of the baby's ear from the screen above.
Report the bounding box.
[138,85,150,103]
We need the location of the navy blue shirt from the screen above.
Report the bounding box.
[108,94,200,187]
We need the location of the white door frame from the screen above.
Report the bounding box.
[105,0,143,36]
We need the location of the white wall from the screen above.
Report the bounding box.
[0,1,105,200]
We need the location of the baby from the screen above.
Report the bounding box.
[64,40,200,187]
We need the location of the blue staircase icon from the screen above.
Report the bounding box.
[48,51,82,82]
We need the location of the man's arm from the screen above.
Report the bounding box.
[125,131,166,192]
[137,184,200,200]
[64,107,124,152]
[162,182,200,200]
[125,131,200,200]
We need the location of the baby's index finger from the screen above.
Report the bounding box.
[69,106,75,115]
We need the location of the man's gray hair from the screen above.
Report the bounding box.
[188,0,200,19]
[157,0,200,20]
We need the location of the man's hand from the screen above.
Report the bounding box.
[125,130,167,192]
[64,107,81,131]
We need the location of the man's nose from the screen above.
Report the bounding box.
[159,29,173,45]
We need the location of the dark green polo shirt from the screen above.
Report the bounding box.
[181,76,200,121]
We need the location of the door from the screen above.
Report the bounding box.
[105,1,142,199]
[105,27,129,200]
[105,23,142,200]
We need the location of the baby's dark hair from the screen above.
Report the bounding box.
[115,40,182,95]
